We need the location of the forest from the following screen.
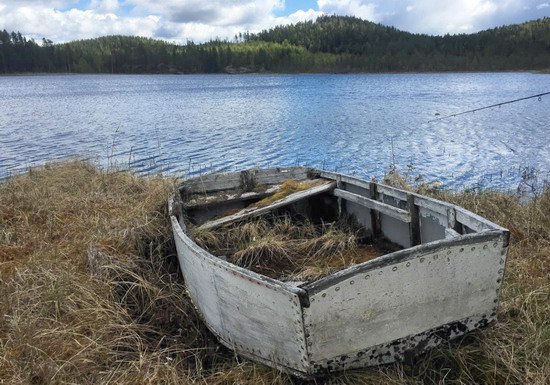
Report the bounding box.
[1,15,549,74]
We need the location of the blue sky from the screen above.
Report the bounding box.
[0,1,548,43]
[273,0,317,16]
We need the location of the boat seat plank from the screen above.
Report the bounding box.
[184,185,280,209]
[198,181,337,230]
[333,188,411,223]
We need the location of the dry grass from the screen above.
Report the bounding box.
[191,215,381,280]
[253,179,314,207]
[0,161,548,385]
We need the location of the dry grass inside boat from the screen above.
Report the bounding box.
[190,214,386,281]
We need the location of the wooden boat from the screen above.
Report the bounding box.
[169,167,509,377]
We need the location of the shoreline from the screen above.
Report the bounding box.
[1,69,549,77]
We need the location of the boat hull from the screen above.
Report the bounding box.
[170,167,509,376]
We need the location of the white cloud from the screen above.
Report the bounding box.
[370,0,536,35]
[0,4,159,42]
[0,0,318,43]
[127,0,284,27]
[90,0,120,14]
[0,0,547,43]
[317,0,379,21]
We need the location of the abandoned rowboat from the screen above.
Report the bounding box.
[169,167,509,377]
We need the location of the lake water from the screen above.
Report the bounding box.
[1,73,549,190]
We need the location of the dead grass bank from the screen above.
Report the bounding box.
[0,162,548,385]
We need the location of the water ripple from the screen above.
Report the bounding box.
[0,73,549,188]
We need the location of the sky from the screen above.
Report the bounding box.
[0,1,549,44]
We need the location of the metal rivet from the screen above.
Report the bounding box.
[420,257,425,262]
[335,287,340,291]
[433,255,438,260]
[392,266,398,271]
[350,280,354,285]
[460,248,464,252]
[493,242,498,247]
[500,259,505,265]
[378,270,383,275]
[498,269,504,274]
[365,275,370,279]
[322,293,326,297]
[497,278,501,283]
[483,245,488,249]
[447,250,452,254]
[471,247,475,251]
[406,262,411,267]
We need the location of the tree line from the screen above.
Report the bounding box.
[1,15,549,74]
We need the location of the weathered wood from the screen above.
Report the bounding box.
[418,207,447,243]
[376,183,409,201]
[199,181,337,230]
[455,207,508,233]
[184,186,278,209]
[445,228,461,239]
[407,194,421,246]
[183,167,311,194]
[319,171,371,191]
[369,182,381,237]
[333,188,411,223]
[413,194,452,216]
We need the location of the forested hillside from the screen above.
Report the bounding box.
[1,15,549,74]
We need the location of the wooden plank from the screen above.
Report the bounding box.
[376,183,409,201]
[445,228,461,239]
[333,188,411,223]
[413,194,451,216]
[319,171,371,191]
[455,207,507,233]
[369,182,381,237]
[199,181,337,230]
[184,187,278,209]
[407,194,421,246]
[184,167,311,194]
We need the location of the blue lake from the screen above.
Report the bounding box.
[0,73,549,189]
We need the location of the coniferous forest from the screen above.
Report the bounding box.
[1,15,549,74]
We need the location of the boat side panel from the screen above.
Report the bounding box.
[419,207,447,244]
[340,182,373,234]
[379,192,412,248]
[171,218,309,372]
[379,213,411,248]
[303,232,507,365]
